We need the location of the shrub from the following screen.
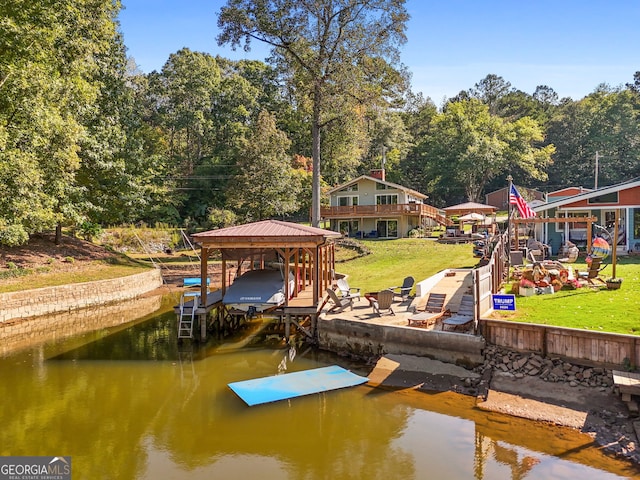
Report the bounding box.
[408,227,425,238]
[0,224,29,247]
[79,222,102,241]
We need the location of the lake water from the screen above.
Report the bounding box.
[1,294,639,480]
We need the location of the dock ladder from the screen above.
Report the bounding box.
[178,291,200,339]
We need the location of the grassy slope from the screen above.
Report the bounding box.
[0,261,150,293]
[336,238,477,294]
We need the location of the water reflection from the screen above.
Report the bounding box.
[0,296,638,480]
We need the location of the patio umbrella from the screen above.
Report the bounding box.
[458,212,485,222]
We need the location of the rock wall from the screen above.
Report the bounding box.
[0,269,163,323]
[0,295,163,356]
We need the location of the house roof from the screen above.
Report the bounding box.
[547,186,592,197]
[534,177,640,213]
[327,175,428,199]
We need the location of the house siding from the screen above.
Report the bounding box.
[326,177,428,238]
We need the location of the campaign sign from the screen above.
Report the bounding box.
[492,294,516,311]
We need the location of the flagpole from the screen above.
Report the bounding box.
[507,175,513,250]
[506,175,513,276]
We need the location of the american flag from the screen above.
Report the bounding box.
[509,184,537,218]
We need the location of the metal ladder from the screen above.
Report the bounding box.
[177,292,200,339]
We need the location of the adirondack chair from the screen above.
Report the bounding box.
[325,288,354,313]
[336,278,361,301]
[407,292,448,328]
[372,289,395,316]
[442,294,475,332]
[389,276,415,301]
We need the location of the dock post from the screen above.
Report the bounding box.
[200,313,207,341]
[285,313,291,341]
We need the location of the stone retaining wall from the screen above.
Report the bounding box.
[0,269,163,322]
[0,295,163,356]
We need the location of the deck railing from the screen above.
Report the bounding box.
[321,203,448,223]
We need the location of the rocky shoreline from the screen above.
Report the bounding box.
[474,346,640,466]
[366,346,640,469]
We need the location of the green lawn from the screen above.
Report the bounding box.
[336,238,477,294]
[494,257,640,335]
[336,239,640,335]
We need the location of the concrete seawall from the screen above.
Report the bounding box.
[317,317,486,367]
[0,268,163,323]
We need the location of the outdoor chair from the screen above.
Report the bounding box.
[407,292,448,328]
[587,256,607,279]
[336,278,361,301]
[442,294,475,332]
[325,288,354,314]
[372,289,395,316]
[390,276,415,301]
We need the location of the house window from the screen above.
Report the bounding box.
[375,194,398,205]
[556,211,588,231]
[589,192,618,204]
[376,182,388,190]
[339,184,358,192]
[338,195,358,207]
[338,220,359,236]
[376,220,398,238]
[634,209,640,238]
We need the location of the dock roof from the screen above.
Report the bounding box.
[192,219,341,249]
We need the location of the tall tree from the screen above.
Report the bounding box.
[470,74,513,116]
[0,0,123,245]
[415,100,553,204]
[227,110,298,220]
[547,86,640,189]
[217,0,409,226]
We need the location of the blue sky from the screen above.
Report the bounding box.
[118,0,640,104]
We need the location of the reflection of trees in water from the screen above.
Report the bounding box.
[147,347,417,479]
[474,431,540,480]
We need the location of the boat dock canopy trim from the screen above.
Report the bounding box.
[228,365,368,406]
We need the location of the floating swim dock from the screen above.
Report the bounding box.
[228,365,368,406]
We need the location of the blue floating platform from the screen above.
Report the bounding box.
[228,365,368,406]
[183,277,210,287]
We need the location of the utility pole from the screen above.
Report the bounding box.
[595,151,599,189]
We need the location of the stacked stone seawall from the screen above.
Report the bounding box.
[0,269,163,323]
[0,295,164,355]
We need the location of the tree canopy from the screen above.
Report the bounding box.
[1,3,639,246]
